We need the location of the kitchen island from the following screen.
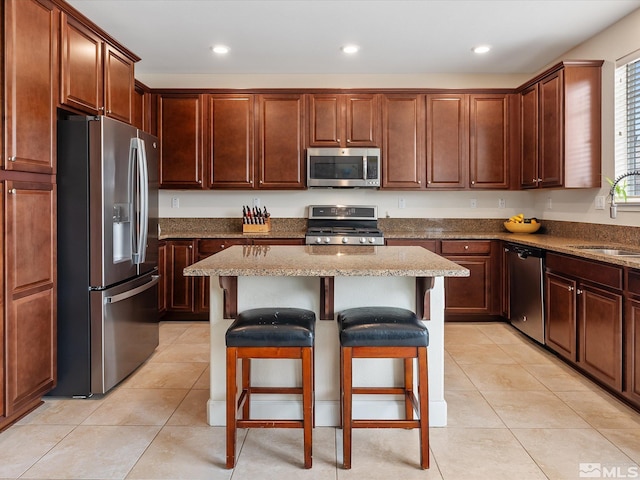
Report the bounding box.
[184,244,469,427]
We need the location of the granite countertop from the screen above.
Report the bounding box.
[162,217,640,270]
[183,245,470,277]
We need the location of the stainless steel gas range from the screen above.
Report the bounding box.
[305,205,384,246]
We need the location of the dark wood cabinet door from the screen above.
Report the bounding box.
[158,94,205,188]
[4,180,56,415]
[382,94,425,188]
[167,241,196,313]
[426,94,467,188]
[578,284,623,390]
[308,94,341,147]
[133,82,151,133]
[209,95,254,188]
[539,71,563,188]
[158,241,167,314]
[545,272,577,361]
[625,296,640,405]
[256,94,305,189]
[443,257,491,314]
[469,94,509,189]
[60,12,103,114]
[0,183,4,422]
[103,44,134,124]
[520,84,539,188]
[308,94,379,147]
[345,94,380,146]
[4,0,58,174]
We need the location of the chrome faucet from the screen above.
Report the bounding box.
[609,171,640,218]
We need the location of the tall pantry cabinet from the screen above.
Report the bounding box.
[1,0,139,431]
[1,0,58,430]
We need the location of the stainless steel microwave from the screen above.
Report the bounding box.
[306,147,381,188]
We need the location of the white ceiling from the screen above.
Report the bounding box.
[67,0,640,76]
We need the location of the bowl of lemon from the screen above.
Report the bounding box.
[504,214,541,233]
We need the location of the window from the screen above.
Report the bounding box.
[614,52,640,197]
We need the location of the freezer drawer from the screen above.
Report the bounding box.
[90,273,159,394]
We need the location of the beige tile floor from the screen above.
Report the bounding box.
[1,321,640,479]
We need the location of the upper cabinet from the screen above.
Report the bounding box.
[208,94,254,189]
[381,94,425,189]
[468,94,509,189]
[256,94,306,189]
[519,61,603,189]
[158,93,306,190]
[133,80,152,133]
[385,92,509,190]
[3,0,58,174]
[157,93,206,189]
[60,12,138,124]
[308,94,380,147]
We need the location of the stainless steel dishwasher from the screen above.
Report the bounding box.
[505,243,545,344]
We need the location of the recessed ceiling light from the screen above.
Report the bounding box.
[211,45,230,54]
[341,45,359,54]
[472,45,491,54]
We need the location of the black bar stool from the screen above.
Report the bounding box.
[338,306,429,469]
[225,307,316,469]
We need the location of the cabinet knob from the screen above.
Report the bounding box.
[98,107,105,112]
[568,286,574,292]
[188,245,193,249]
[337,139,341,143]
[418,180,422,185]
[198,180,202,184]
[471,180,475,185]
[107,110,112,114]
[533,178,538,183]
[9,188,16,194]
[464,245,469,250]
[8,156,16,162]
[537,178,542,182]
[346,139,351,143]
[577,289,583,295]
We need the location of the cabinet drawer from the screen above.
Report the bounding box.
[198,238,248,255]
[385,239,437,252]
[546,252,623,290]
[441,240,491,255]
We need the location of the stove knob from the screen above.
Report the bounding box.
[315,237,322,244]
[323,237,331,244]
[342,237,349,244]
[359,237,367,244]
[369,237,376,244]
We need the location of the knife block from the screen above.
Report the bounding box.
[242,218,271,233]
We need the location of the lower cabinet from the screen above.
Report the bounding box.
[161,237,304,319]
[624,269,640,406]
[1,178,57,431]
[441,240,501,320]
[385,238,501,321]
[545,253,623,391]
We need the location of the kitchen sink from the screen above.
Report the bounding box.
[571,246,640,256]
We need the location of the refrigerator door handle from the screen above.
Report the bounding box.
[130,137,149,265]
[104,275,159,304]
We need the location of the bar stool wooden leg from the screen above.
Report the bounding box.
[226,347,238,469]
[418,347,429,469]
[404,358,414,421]
[241,358,251,419]
[342,346,353,470]
[302,347,313,469]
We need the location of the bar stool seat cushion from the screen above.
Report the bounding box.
[338,306,428,347]
[226,307,316,347]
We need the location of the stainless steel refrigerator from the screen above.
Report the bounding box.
[50,115,159,397]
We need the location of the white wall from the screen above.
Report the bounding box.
[148,8,640,225]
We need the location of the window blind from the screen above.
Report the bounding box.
[615,55,640,196]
